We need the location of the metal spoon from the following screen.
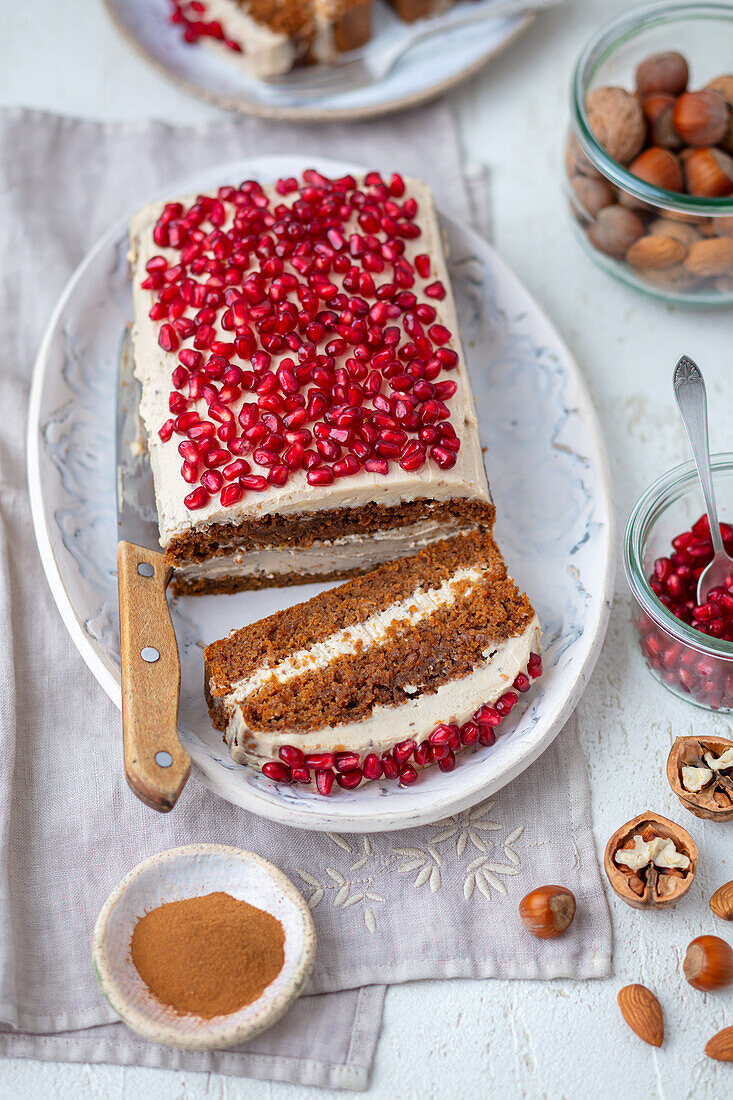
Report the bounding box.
[673,355,733,606]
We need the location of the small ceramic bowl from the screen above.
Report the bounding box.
[92,844,316,1050]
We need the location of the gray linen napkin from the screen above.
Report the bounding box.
[0,107,612,1090]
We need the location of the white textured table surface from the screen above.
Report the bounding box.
[3,2,733,1097]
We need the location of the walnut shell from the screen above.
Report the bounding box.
[586,87,646,165]
[604,812,698,910]
[667,735,733,822]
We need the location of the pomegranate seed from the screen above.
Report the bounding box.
[220,483,243,506]
[158,419,175,442]
[307,466,334,486]
[460,721,479,745]
[279,745,305,767]
[438,751,456,773]
[399,765,418,787]
[337,769,363,790]
[362,754,383,780]
[291,766,311,783]
[306,752,336,769]
[394,739,416,764]
[241,475,269,491]
[262,761,292,783]
[424,281,446,300]
[335,752,360,772]
[184,486,208,510]
[513,672,531,693]
[381,753,399,779]
[429,723,456,746]
[528,653,543,679]
[316,769,335,796]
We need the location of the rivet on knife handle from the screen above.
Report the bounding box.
[117,541,190,812]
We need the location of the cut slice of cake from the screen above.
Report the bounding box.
[204,532,542,793]
[129,168,494,595]
[168,0,372,77]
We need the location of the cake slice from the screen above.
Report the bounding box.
[168,0,372,77]
[204,532,542,793]
[129,169,494,595]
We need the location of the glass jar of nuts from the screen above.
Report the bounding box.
[566,2,733,306]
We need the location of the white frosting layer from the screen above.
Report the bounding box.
[226,616,541,767]
[174,517,475,582]
[129,176,491,551]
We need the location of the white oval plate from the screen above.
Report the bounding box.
[104,0,533,121]
[93,844,316,1049]
[29,153,614,833]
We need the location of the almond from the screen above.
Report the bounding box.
[710,881,733,921]
[617,984,664,1047]
[706,1025,733,1062]
[685,237,733,277]
[626,235,687,269]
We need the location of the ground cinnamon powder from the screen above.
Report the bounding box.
[131,891,285,1019]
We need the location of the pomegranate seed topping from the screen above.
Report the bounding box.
[306,752,336,769]
[307,466,334,486]
[429,723,456,746]
[184,486,208,510]
[220,482,243,506]
[335,752,360,772]
[399,765,418,787]
[279,745,305,767]
[201,470,223,493]
[527,653,543,679]
[316,769,335,796]
[362,754,383,780]
[513,672,531,693]
[291,766,311,783]
[394,739,416,764]
[414,742,430,767]
[475,704,501,728]
[424,281,446,300]
[438,751,456,773]
[241,475,269,491]
[381,753,399,779]
[158,419,175,442]
[262,761,292,783]
[337,769,363,790]
[460,721,479,745]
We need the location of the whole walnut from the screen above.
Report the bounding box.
[586,87,646,164]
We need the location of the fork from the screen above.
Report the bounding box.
[261,0,564,99]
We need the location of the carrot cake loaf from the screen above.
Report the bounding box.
[168,0,371,77]
[129,169,494,595]
[204,532,542,792]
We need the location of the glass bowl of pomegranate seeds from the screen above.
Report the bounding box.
[625,453,733,711]
[567,2,733,307]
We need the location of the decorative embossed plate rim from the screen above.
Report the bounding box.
[28,154,614,832]
[103,0,533,123]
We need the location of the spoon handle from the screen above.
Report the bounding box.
[673,355,726,560]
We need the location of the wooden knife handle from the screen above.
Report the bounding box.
[117,541,190,812]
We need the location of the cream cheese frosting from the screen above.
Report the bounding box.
[129,175,491,552]
[226,615,541,768]
[198,0,300,78]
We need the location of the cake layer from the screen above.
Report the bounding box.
[204,532,542,791]
[170,509,488,594]
[129,170,493,593]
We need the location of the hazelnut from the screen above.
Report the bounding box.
[673,90,729,146]
[683,146,733,197]
[565,133,602,180]
[642,93,682,149]
[705,74,733,152]
[627,146,684,193]
[570,174,616,221]
[631,263,702,292]
[666,736,733,820]
[587,205,645,257]
[626,235,686,269]
[648,217,702,247]
[586,87,646,164]
[685,237,733,278]
[710,881,733,922]
[604,812,698,910]
[635,51,688,97]
[683,935,733,991]
[519,886,576,939]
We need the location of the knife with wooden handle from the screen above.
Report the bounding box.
[117,330,190,811]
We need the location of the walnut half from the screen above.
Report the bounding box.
[667,736,733,822]
[604,812,698,910]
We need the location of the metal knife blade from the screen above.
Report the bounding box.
[116,327,160,552]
